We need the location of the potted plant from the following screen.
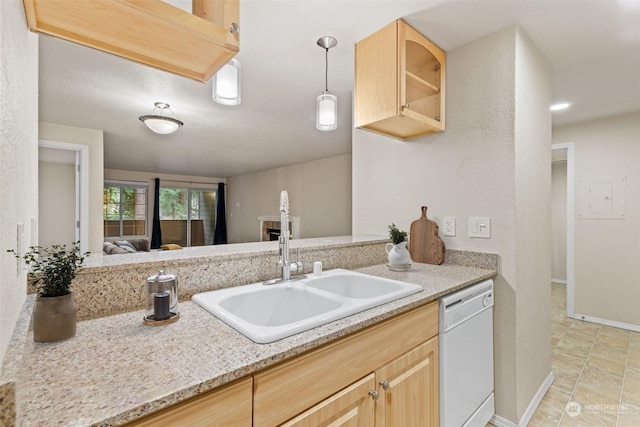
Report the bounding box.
[388,223,408,245]
[386,223,411,267]
[8,242,89,342]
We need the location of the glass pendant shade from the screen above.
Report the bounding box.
[138,102,183,135]
[316,92,337,131]
[140,117,182,134]
[213,58,241,105]
[316,36,337,131]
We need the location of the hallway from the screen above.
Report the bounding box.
[528,283,640,426]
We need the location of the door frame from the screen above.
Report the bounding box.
[551,141,575,318]
[38,139,89,254]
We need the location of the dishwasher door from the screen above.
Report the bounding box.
[439,280,494,427]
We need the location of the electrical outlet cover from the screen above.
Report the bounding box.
[443,217,456,236]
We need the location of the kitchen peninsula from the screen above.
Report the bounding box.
[0,236,497,426]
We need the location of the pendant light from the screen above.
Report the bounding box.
[138,102,183,134]
[213,58,241,105]
[316,36,337,131]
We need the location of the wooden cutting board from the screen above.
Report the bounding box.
[408,206,446,265]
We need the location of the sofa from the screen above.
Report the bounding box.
[103,239,150,255]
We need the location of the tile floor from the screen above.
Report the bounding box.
[528,282,640,426]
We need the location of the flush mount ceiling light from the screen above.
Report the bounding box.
[550,102,571,111]
[138,102,184,134]
[316,36,338,131]
[213,58,241,105]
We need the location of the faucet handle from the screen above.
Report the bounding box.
[291,261,303,273]
[291,248,303,273]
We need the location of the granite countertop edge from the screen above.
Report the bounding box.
[10,262,497,427]
[83,235,388,271]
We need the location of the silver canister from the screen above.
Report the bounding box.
[144,269,179,325]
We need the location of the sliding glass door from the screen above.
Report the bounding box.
[159,187,216,247]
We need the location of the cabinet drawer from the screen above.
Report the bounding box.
[125,377,252,427]
[253,301,438,427]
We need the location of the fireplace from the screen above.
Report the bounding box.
[258,215,300,242]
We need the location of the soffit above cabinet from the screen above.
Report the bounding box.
[23,0,239,82]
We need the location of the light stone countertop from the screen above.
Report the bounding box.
[12,262,496,427]
[84,235,387,270]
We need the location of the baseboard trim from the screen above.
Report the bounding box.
[489,372,554,427]
[551,279,567,284]
[490,414,518,427]
[572,313,640,332]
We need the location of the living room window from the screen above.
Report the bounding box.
[159,187,217,247]
[103,181,148,238]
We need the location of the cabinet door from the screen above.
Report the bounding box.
[398,21,445,132]
[354,20,399,127]
[281,374,376,427]
[375,337,439,427]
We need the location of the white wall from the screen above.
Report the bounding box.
[0,0,39,363]
[352,26,551,423]
[226,154,352,243]
[513,28,552,417]
[39,162,76,247]
[553,111,640,327]
[551,161,567,281]
[39,123,104,254]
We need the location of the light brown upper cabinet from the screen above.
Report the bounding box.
[22,0,239,82]
[355,19,445,140]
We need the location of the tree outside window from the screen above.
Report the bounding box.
[103,182,147,238]
[159,187,216,246]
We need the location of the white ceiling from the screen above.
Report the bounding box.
[37,0,640,178]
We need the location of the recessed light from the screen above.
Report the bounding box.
[550,102,571,111]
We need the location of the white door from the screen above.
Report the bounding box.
[38,140,89,253]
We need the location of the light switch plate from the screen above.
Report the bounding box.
[443,217,456,236]
[468,217,491,238]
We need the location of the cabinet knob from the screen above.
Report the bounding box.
[230,22,240,34]
[379,380,389,390]
[369,390,379,401]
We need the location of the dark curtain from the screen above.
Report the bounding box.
[150,177,162,249]
[213,182,227,244]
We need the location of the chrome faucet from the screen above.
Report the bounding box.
[278,190,302,281]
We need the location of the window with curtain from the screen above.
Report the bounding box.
[103,181,148,238]
[159,187,217,247]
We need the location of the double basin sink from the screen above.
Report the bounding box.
[192,268,423,343]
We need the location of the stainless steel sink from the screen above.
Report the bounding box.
[192,269,423,343]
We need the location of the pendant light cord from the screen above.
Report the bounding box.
[324,48,329,92]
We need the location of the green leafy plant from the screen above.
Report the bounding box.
[388,223,408,245]
[8,242,89,297]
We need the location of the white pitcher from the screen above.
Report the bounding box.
[385,241,411,265]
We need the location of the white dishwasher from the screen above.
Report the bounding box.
[439,279,494,427]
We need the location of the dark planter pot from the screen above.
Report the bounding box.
[33,293,77,343]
